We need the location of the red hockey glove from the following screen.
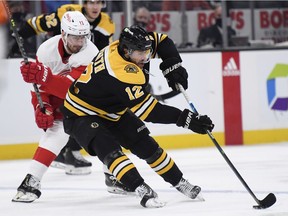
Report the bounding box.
[20,61,52,85]
[35,104,54,129]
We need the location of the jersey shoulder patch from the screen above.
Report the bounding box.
[97,12,115,36]
[105,41,145,85]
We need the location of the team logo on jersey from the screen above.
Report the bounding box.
[91,122,99,128]
[124,64,138,74]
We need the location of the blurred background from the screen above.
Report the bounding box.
[1,0,288,59]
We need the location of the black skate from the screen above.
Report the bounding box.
[175,177,204,201]
[135,182,165,208]
[64,148,92,175]
[104,173,135,195]
[50,148,66,170]
[12,174,41,203]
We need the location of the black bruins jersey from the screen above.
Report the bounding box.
[63,32,182,123]
[19,4,115,50]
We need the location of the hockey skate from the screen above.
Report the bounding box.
[50,148,66,170]
[135,182,165,208]
[64,148,92,175]
[175,177,205,201]
[105,173,135,195]
[12,174,41,203]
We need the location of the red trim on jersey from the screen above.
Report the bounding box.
[40,65,86,99]
[222,52,243,145]
[33,147,57,167]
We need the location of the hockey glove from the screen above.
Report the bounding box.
[35,104,54,129]
[176,109,214,134]
[20,61,52,85]
[160,57,188,91]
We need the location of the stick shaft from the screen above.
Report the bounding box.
[3,1,45,111]
[177,84,261,205]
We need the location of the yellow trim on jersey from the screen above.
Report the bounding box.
[97,12,115,36]
[130,94,151,113]
[57,4,82,19]
[150,32,167,59]
[35,15,45,32]
[159,33,168,42]
[139,99,157,120]
[109,155,128,172]
[105,41,146,85]
[116,164,135,179]
[68,90,108,115]
[130,94,158,120]
[66,89,124,121]
[64,100,86,116]
[151,32,158,58]
[149,151,167,168]
[156,159,174,175]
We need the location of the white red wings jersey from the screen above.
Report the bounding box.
[32,35,98,120]
[36,35,98,76]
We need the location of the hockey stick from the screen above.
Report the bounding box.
[154,90,180,101]
[3,1,45,112]
[177,83,276,209]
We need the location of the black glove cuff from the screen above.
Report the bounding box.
[160,57,182,76]
[176,109,191,128]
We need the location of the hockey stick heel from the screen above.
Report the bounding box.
[177,83,277,209]
[253,193,276,209]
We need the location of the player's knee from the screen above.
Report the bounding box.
[103,150,125,167]
[129,136,159,159]
[145,147,164,164]
[145,147,174,175]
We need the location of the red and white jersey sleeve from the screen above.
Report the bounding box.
[33,35,98,119]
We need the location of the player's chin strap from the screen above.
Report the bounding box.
[177,83,276,209]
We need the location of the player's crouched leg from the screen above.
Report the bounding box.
[132,138,205,202]
[103,150,165,208]
[63,116,136,196]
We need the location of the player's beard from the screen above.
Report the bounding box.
[136,62,145,69]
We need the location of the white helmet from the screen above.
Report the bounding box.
[61,11,90,36]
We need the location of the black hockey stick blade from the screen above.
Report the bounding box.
[253,193,276,209]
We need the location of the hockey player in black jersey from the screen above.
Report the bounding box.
[36,25,214,208]
[16,0,115,51]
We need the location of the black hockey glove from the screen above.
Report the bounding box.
[160,57,188,91]
[176,109,214,134]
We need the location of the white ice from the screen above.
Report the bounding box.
[1,142,287,216]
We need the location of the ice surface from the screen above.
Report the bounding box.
[1,143,287,216]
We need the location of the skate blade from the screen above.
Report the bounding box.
[50,161,66,170]
[195,192,205,202]
[107,187,136,196]
[65,165,91,175]
[12,191,38,203]
[145,198,166,208]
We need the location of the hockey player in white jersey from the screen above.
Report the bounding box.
[12,11,131,203]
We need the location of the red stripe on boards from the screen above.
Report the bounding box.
[222,52,243,145]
